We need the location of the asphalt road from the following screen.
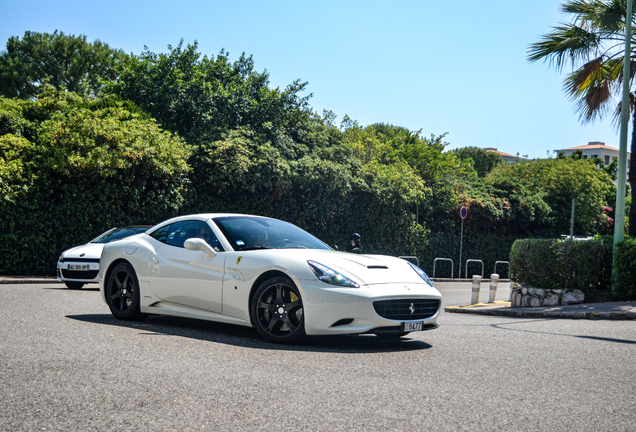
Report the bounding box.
[1,283,635,431]
[433,280,511,307]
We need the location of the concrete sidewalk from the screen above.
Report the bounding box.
[445,300,636,320]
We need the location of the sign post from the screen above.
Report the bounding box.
[459,207,467,278]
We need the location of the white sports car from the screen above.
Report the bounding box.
[99,214,442,343]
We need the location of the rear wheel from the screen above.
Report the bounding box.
[106,262,146,321]
[251,277,305,344]
[65,282,84,290]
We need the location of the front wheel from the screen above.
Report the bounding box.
[106,262,146,321]
[251,277,305,344]
[65,282,84,290]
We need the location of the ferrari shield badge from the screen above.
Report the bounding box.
[236,256,243,265]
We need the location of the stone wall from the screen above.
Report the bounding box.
[510,282,584,308]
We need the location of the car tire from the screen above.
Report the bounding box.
[106,262,146,321]
[65,282,84,290]
[251,276,305,344]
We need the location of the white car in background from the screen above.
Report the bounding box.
[57,226,151,289]
[99,214,442,343]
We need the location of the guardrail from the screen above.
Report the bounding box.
[399,256,419,267]
[465,259,484,279]
[432,258,454,279]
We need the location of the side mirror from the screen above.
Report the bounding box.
[184,238,217,257]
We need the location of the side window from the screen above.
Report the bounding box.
[149,224,171,243]
[165,220,223,251]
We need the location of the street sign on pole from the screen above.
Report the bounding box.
[460,206,467,219]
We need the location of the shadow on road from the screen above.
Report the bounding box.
[66,313,434,353]
[487,319,636,345]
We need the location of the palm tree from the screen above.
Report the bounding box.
[528,0,636,237]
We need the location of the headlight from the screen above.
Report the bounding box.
[408,261,433,286]
[59,255,64,263]
[308,260,360,288]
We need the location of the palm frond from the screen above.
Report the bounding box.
[575,77,613,121]
[562,0,626,33]
[528,24,600,70]
[611,91,636,128]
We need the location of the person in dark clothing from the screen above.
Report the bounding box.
[345,233,362,254]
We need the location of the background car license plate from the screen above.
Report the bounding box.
[403,321,423,332]
[68,264,89,271]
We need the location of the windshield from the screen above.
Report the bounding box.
[213,216,332,251]
[91,226,150,244]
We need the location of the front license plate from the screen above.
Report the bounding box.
[403,321,423,332]
[68,264,89,271]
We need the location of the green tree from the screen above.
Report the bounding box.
[105,40,312,150]
[485,157,614,236]
[0,88,190,275]
[450,146,503,177]
[0,30,126,99]
[528,0,636,236]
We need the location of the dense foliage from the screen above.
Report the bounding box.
[509,237,614,302]
[613,237,636,299]
[450,146,502,177]
[0,88,190,274]
[0,33,627,282]
[0,31,125,99]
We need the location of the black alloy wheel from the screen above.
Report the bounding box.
[106,262,146,321]
[251,277,305,343]
[65,282,84,290]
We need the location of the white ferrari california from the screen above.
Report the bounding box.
[98,214,442,343]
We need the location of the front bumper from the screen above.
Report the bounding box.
[297,280,442,336]
[56,261,100,283]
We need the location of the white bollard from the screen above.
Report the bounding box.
[489,273,499,303]
[471,275,482,305]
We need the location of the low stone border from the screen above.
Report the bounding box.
[510,282,584,308]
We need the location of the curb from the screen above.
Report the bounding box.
[445,302,636,320]
[0,277,58,284]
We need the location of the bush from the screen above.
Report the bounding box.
[509,237,613,301]
[613,238,636,299]
[509,239,558,289]
[0,90,191,275]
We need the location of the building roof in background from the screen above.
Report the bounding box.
[484,148,520,159]
[555,141,619,152]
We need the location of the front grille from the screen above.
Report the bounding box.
[62,258,100,263]
[61,269,99,280]
[373,299,440,320]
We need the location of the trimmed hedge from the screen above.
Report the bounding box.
[509,236,629,302]
[613,238,636,299]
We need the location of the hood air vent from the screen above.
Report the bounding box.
[367,266,388,269]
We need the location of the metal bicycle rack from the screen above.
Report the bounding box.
[465,259,484,279]
[494,261,509,276]
[432,258,454,279]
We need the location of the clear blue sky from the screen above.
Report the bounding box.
[1,0,625,159]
